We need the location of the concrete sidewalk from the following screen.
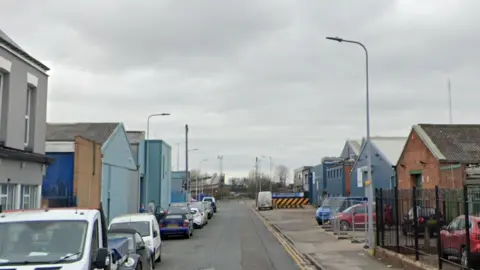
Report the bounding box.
[258,208,402,270]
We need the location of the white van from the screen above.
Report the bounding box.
[257,191,273,210]
[109,213,162,266]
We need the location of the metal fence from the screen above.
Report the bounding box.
[376,185,480,270]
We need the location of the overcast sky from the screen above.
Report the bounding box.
[1,0,479,179]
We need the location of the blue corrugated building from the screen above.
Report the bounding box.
[171,171,187,203]
[350,137,407,197]
[45,123,139,222]
[126,131,146,205]
[311,165,323,206]
[144,140,172,209]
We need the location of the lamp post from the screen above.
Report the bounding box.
[326,36,373,249]
[145,113,170,205]
[261,156,273,192]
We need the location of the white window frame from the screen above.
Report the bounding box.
[0,184,17,210]
[24,86,33,146]
[21,185,38,209]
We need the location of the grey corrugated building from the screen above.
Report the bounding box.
[0,29,51,210]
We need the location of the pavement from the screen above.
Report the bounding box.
[156,200,303,270]
[258,207,403,270]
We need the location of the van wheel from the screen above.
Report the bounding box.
[156,250,162,262]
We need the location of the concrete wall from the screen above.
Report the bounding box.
[0,46,48,154]
[74,136,102,208]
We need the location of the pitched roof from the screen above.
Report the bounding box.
[370,136,407,165]
[414,124,480,163]
[348,139,362,155]
[0,29,49,71]
[46,123,119,144]
[126,131,145,144]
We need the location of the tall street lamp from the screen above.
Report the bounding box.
[326,36,373,249]
[145,113,170,205]
[261,156,273,192]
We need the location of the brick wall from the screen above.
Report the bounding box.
[74,136,102,208]
[397,130,440,189]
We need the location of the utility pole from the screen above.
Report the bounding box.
[176,142,180,171]
[255,157,259,207]
[185,125,189,201]
[217,155,224,176]
[269,157,273,192]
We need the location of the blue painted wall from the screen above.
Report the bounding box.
[311,165,323,206]
[171,171,186,203]
[350,141,396,197]
[325,165,345,196]
[43,152,75,205]
[101,123,139,222]
[144,140,172,209]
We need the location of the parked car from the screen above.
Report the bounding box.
[203,201,213,219]
[257,191,273,210]
[167,204,194,226]
[203,197,217,213]
[160,212,194,239]
[330,202,394,231]
[316,196,367,225]
[190,201,208,225]
[402,206,445,237]
[190,208,204,228]
[109,213,162,266]
[440,215,480,267]
[107,228,154,270]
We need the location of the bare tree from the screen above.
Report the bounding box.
[275,164,289,187]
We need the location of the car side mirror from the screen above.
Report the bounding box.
[92,248,110,269]
[137,244,146,250]
[153,230,159,237]
[441,225,448,231]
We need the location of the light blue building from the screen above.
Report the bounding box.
[126,131,146,204]
[349,137,407,197]
[144,140,172,209]
[45,123,139,222]
[171,171,187,203]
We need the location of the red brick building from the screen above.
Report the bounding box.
[397,124,480,189]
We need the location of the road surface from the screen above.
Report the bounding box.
[156,200,300,270]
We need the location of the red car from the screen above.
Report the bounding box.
[331,202,393,231]
[440,215,480,267]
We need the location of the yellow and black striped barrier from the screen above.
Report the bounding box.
[273,197,310,208]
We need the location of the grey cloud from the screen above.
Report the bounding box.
[2,0,480,177]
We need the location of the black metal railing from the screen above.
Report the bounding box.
[376,185,480,270]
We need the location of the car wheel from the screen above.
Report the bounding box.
[185,232,190,239]
[317,220,322,226]
[340,220,350,231]
[151,256,155,267]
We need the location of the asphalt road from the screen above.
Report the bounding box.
[156,200,300,270]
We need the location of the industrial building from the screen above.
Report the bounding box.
[44,122,139,222]
[144,140,172,209]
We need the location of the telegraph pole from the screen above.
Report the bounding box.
[185,125,189,201]
[217,155,224,176]
[255,157,259,207]
[448,78,453,124]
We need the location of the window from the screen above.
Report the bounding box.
[24,86,33,146]
[21,185,38,209]
[0,184,17,210]
[90,220,99,260]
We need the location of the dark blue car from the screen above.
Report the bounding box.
[160,213,194,239]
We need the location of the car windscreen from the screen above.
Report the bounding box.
[0,220,88,265]
[203,198,213,202]
[165,214,185,220]
[110,221,150,237]
[107,233,134,251]
[168,207,189,213]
